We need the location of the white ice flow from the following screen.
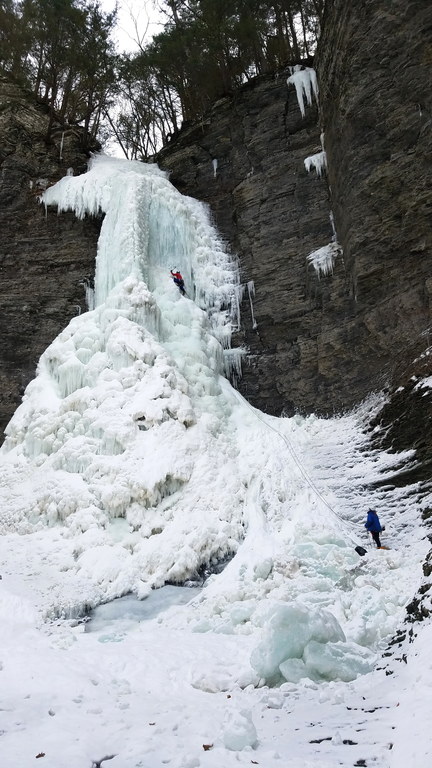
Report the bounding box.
[0,154,429,768]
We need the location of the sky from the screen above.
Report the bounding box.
[102,0,165,52]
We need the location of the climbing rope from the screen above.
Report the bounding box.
[227,383,361,538]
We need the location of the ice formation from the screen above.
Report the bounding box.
[1,155,249,588]
[307,242,340,277]
[304,150,327,177]
[247,280,257,330]
[250,602,375,684]
[221,708,258,751]
[287,66,319,117]
[0,153,426,711]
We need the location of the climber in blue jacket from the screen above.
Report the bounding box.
[364,509,384,548]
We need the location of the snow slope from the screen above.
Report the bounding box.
[0,155,430,767]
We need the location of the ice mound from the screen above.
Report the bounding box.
[303,639,375,682]
[250,601,375,684]
[221,708,257,751]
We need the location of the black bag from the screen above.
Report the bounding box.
[355,546,367,557]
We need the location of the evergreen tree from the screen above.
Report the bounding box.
[0,0,118,145]
[0,0,326,154]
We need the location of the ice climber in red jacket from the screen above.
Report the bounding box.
[170,268,186,295]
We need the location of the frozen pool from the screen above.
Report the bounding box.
[86,585,201,639]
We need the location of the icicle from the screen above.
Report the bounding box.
[304,151,327,177]
[329,211,337,241]
[287,66,319,118]
[66,167,74,177]
[212,159,218,178]
[306,243,340,278]
[59,131,65,160]
[247,280,257,330]
[81,278,95,311]
[223,347,246,383]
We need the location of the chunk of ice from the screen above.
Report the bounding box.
[303,640,375,682]
[222,708,257,751]
[279,657,308,683]
[304,151,327,177]
[250,602,345,682]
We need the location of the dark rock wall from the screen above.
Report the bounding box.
[158,73,337,415]
[1,0,431,430]
[158,0,432,416]
[0,80,100,437]
[317,0,432,407]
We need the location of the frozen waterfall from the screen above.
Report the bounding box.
[0,154,425,696]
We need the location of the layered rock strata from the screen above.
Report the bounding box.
[0,80,100,438]
[159,0,432,415]
[317,0,432,411]
[158,72,335,415]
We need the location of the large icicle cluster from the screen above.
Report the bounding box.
[287,65,319,117]
[307,242,340,277]
[1,155,250,588]
[42,156,240,350]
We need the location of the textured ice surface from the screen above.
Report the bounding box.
[303,639,375,682]
[250,602,345,682]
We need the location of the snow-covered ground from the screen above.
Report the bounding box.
[0,155,431,767]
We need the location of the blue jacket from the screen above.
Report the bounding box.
[365,509,382,533]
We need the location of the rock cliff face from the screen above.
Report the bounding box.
[0,80,100,437]
[1,0,431,432]
[158,0,432,416]
[157,72,336,415]
[317,0,432,408]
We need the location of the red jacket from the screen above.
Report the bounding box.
[171,270,183,281]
